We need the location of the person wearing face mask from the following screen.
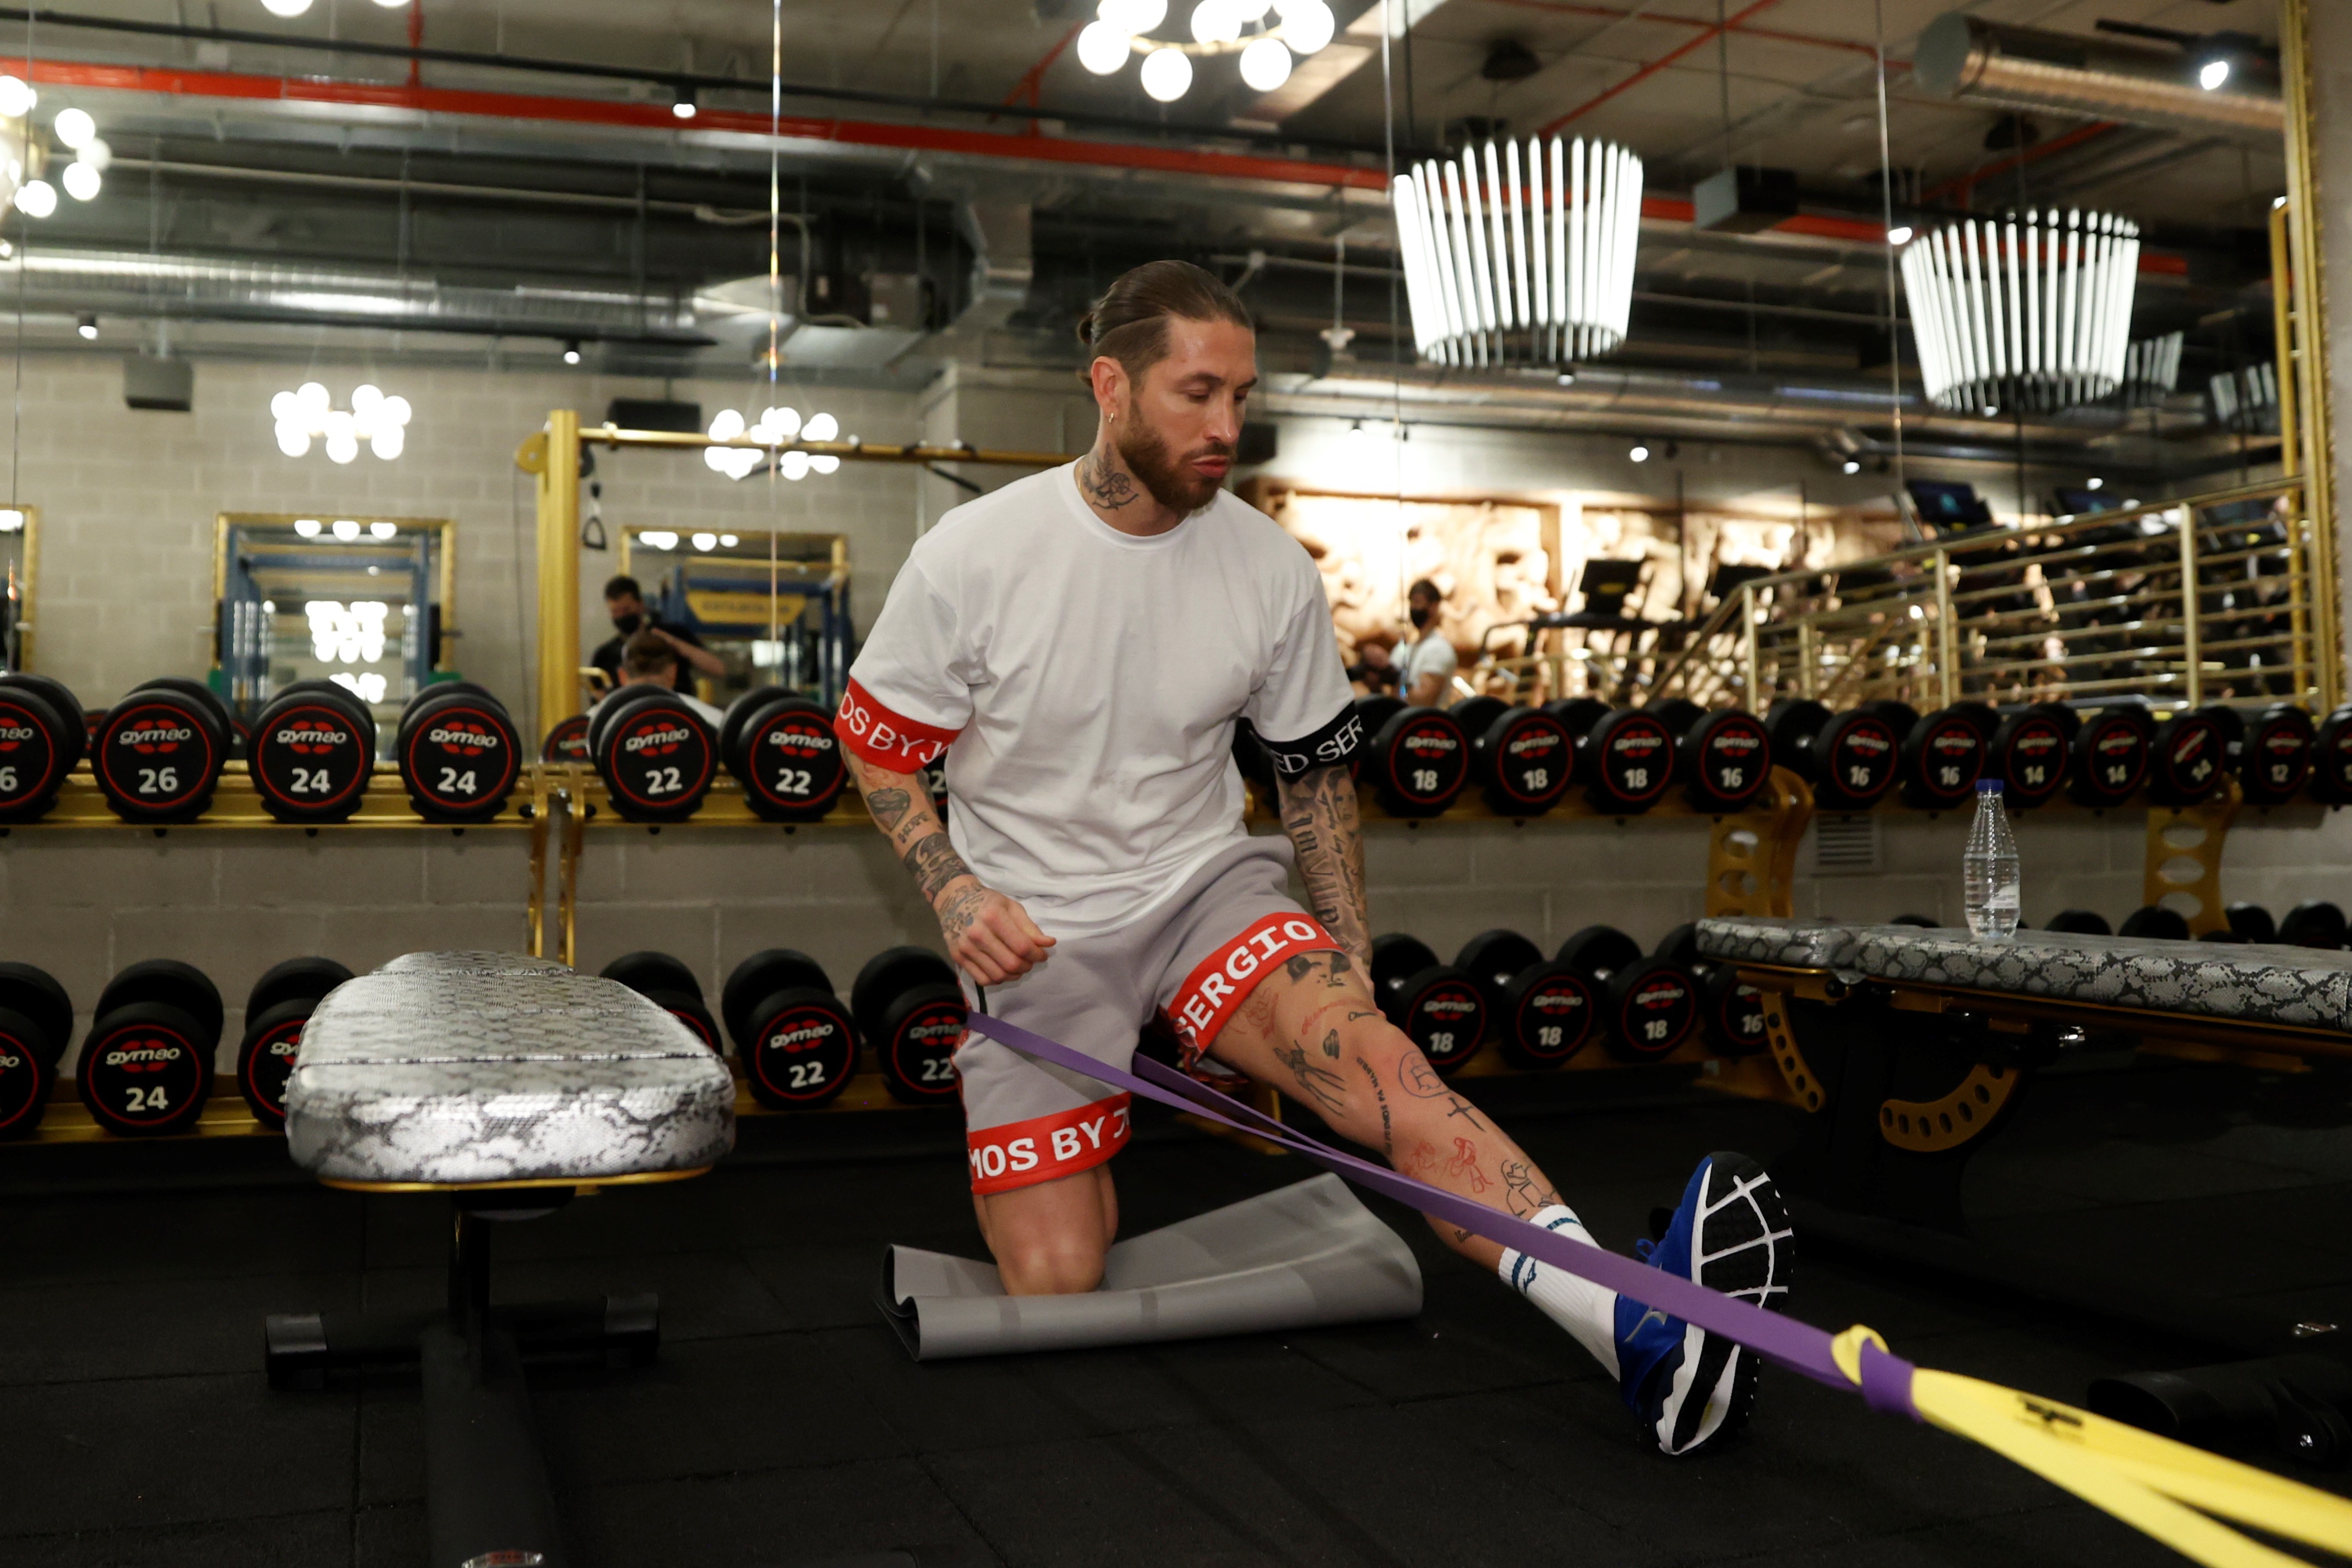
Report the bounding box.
[1395,578,1457,707]
[591,574,723,695]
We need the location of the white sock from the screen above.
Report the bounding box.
[1498,1204,1621,1379]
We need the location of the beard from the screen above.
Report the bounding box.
[1117,418,1229,514]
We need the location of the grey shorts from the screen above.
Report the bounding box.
[957,836,1341,1194]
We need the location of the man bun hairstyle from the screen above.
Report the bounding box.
[1075,259,1254,385]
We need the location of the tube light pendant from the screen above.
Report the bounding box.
[1392,134,1642,368]
[1900,206,2141,415]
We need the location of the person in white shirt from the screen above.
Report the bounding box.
[1396,578,1458,705]
[837,260,1788,1456]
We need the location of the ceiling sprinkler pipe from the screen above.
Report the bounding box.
[1912,12,2282,139]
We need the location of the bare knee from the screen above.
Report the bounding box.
[994,1229,1107,1295]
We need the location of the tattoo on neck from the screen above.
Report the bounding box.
[1078,450,1140,510]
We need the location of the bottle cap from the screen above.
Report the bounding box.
[1976,777,2005,794]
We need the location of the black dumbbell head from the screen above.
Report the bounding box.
[2146,706,2230,808]
[0,676,74,820]
[400,688,521,823]
[1556,924,1642,980]
[1540,696,1610,742]
[249,690,376,824]
[1370,933,1441,992]
[2312,706,2352,804]
[1470,705,1575,816]
[2236,705,2315,807]
[1987,705,2070,808]
[1652,923,1700,966]
[77,1000,214,1135]
[541,713,592,763]
[1900,706,1990,811]
[1385,963,1486,1074]
[0,673,84,773]
[2066,706,2154,808]
[2279,900,2348,950]
[2043,908,2113,936]
[134,676,233,739]
[0,1004,54,1137]
[1496,961,1596,1069]
[2117,905,2192,941]
[641,988,723,1053]
[93,687,227,822]
[1367,706,1471,817]
[851,946,959,1044]
[737,982,858,1108]
[594,690,718,823]
[1698,970,1770,1057]
[1455,929,1544,1012]
[1649,698,1705,736]
[0,961,69,1066]
[2225,902,2277,944]
[400,680,499,736]
[1602,956,1698,1061]
[99,959,224,1048]
[722,948,834,1051]
[1449,695,1511,738]
[602,951,704,1003]
[726,694,847,823]
[1808,706,1903,811]
[1351,694,1406,748]
[236,998,316,1130]
[1864,699,1921,736]
[1582,707,1676,814]
[869,977,966,1104]
[1680,709,1772,813]
[246,956,352,1020]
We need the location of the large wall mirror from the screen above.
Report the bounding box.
[215,513,455,740]
[0,504,37,672]
[606,525,851,710]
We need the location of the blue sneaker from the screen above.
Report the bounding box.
[1614,1150,1793,1456]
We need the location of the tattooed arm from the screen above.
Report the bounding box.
[847,752,1054,986]
[1276,763,1371,969]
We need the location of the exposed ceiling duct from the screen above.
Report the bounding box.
[1912,12,2283,140]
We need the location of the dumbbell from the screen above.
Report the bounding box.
[0,961,71,1138]
[235,957,353,1129]
[2279,899,2346,950]
[1649,698,1775,815]
[93,678,231,823]
[78,959,222,1136]
[248,683,377,824]
[1985,702,2074,809]
[1897,701,1995,812]
[1540,698,1673,815]
[1655,924,1769,1057]
[1449,698,1574,817]
[2225,902,2277,943]
[2118,906,2191,940]
[2146,703,2234,808]
[0,672,81,823]
[2066,704,2154,809]
[721,687,848,823]
[1369,934,1487,1075]
[1359,703,1471,817]
[599,951,721,1051]
[398,682,520,823]
[722,949,858,1108]
[2234,704,2314,808]
[1765,699,1901,812]
[2312,705,2352,805]
[852,946,967,1104]
[1558,924,1698,1061]
[591,686,718,823]
[2044,908,2113,936]
[1455,929,1594,1068]
[541,714,591,763]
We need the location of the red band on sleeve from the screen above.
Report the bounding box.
[1166,912,1344,1057]
[967,1093,1133,1194]
[836,678,961,770]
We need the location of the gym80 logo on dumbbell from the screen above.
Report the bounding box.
[88,1027,202,1126]
[755,714,841,804]
[1828,719,1895,792]
[1392,715,1467,804]
[1619,972,1695,1057]
[752,1005,851,1101]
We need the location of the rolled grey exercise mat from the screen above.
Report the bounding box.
[877,1173,1423,1360]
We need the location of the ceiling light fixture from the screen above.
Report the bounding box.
[369,521,398,539]
[719,533,739,547]
[74,313,95,340]
[691,531,718,552]
[1901,207,2140,415]
[1886,224,1914,246]
[2198,58,2230,91]
[703,406,842,482]
[1140,46,1193,101]
[1393,135,1643,369]
[0,77,32,118]
[1843,459,1862,475]
[51,108,93,150]
[2087,476,2104,491]
[671,87,698,119]
[60,161,100,202]
[14,179,54,219]
[562,339,582,365]
[293,519,322,538]
[1083,0,1327,103]
[331,519,361,541]
[1077,21,1132,74]
[1629,443,1650,463]
[641,530,678,550]
[259,0,314,15]
[270,382,413,462]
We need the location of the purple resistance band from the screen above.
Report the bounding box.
[965,1012,1922,1420]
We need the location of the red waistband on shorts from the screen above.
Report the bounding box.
[968,1093,1133,1194]
[1167,911,1343,1056]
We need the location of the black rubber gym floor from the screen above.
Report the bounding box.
[1,1058,2346,1567]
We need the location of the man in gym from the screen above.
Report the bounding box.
[602,629,726,727]
[1394,577,1459,706]
[837,260,1789,1457]
[592,575,723,694]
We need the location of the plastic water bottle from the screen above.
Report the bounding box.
[1963,777,2021,940]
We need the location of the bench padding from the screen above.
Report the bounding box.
[1697,918,2352,1034]
[285,952,736,1185]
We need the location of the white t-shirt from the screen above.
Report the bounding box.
[1398,631,1458,696]
[839,462,1357,934]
